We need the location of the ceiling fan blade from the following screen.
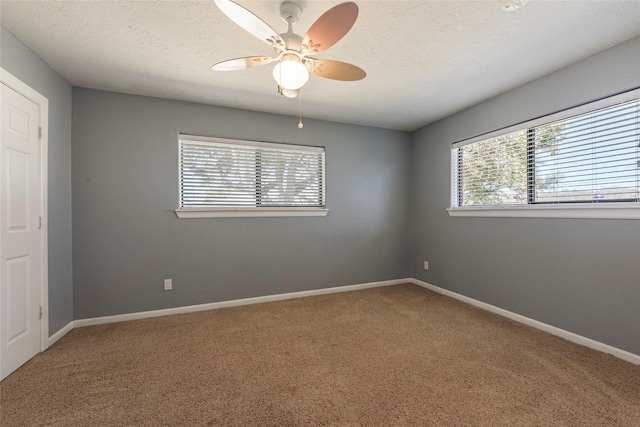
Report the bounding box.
[212,56,277,71]
[214,0,284,48]
[306,59,366,81]
[302,2,359,55]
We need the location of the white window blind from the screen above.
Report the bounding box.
[179,135,325,209]
[454,129,529,206]
[453,93,640,208]
[532,99,640,203]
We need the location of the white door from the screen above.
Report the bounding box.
[0,82,42,380]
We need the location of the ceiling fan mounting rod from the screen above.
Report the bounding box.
[276,1,304,55]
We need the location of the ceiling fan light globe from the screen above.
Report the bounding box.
[281,88,299,98]
[273,60,309,90]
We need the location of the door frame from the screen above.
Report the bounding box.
[1,67,49,352]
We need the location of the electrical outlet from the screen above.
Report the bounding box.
[164,279,172,291]
[423,261,429,270]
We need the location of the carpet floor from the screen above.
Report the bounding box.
[1,284,639,426]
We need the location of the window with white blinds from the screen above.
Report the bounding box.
[452,90,640,215]
[178,135,326,217]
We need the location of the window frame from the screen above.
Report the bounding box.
[448,89,640,220]
[175,134,328,218]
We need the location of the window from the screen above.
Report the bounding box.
[450,90,640,219]
[176,135,327,218]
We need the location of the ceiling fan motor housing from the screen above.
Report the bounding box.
[279,32,303,54]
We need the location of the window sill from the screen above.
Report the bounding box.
[175,208,329,219]
[447,203,640,220]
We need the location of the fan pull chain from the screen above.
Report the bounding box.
[298,89,303,129]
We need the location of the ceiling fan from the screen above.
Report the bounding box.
[212,0,366,98]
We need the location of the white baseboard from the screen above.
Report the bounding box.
[47,277,639,366]
[410,278,640,365]
[74,278,410,328]
[47,321,74,348]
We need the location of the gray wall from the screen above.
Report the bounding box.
[1,26,74,335]
[411,37,640,355]
[72,89,411,319]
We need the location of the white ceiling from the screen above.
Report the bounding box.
[1,1,639,131]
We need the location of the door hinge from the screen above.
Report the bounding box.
[39,306,43,320]
[38,126,42,139]
[39,216,42,229]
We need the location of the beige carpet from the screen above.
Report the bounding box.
[1,284,639,426]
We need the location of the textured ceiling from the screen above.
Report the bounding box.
[1,1,639,131]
